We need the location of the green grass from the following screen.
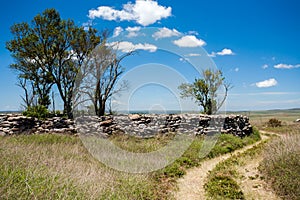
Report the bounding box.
[259,129,300,200]
[207,128,261,158]
[0,165,85,200]
[0,128,262,199]
[204,155,245,200]
[204,135,266,200]
[0,134,162,200]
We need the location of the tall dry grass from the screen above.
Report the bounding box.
[259,130,300,200]
[0,134,161,199]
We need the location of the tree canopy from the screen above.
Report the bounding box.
[6,8,101,118]
[178,69,231,114]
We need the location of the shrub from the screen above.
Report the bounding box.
[161,163,185,178]
[266,118,282,127]
[205,175,245,200]
[23,105,50,119]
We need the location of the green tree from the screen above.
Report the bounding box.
[6,8,100,118]
[178,69,231,114]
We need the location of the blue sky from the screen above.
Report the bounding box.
[1,0,300,112]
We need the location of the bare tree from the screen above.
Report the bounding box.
[76,42,133,116]
[17,76,36,109]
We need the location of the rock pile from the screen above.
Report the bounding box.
[0,114,76,135]
[77,114,253,138]
[0,113,253,138]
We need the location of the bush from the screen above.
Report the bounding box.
[266,118,282,127]
[205,175,245,200]
[23,105,50,119]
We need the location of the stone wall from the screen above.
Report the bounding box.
[0,114,252,138]
[0,114,76,136]
[77,114,253,138]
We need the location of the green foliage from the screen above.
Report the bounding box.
[161,163,185,178]
[266,118,282,127]
[178,69,230,114]
[205,175,245,200]
[55,110,61,115]
[22,105,50,119]
[259,133,300,200]
[6,8,100,117]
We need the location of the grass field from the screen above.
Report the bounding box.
[0,109,299,199]
[0,131,261,199]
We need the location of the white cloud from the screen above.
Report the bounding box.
[125,26,141,32]
[255,78,278,88]
[173,35,206,47]
[113,26,123,37]
[108,41,157,53]
[88,0,172,26]
[187,30,199,35]
[274,63,300,69]
[262,64,268,69]
[125,26,142,37]
[217,48,234,56]
[152,27,180,40]
[185,53,201,57]
[234,67,239,72]
[209,48,235,57]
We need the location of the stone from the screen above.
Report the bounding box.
[1,122,12,128]
[100,119,113,127]
[11,127,20,132]
[128,114,141,121]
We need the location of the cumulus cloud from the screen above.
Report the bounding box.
[125,26,142,37]
[113,26,123,37]
[88,0,172,26]
[152,27,180,40]
[125,26,141,32]
[274,63,300,69]
[108,41,157,53]
[173,35,206,47]
[209,48,235,57]
[255,78,278,88]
